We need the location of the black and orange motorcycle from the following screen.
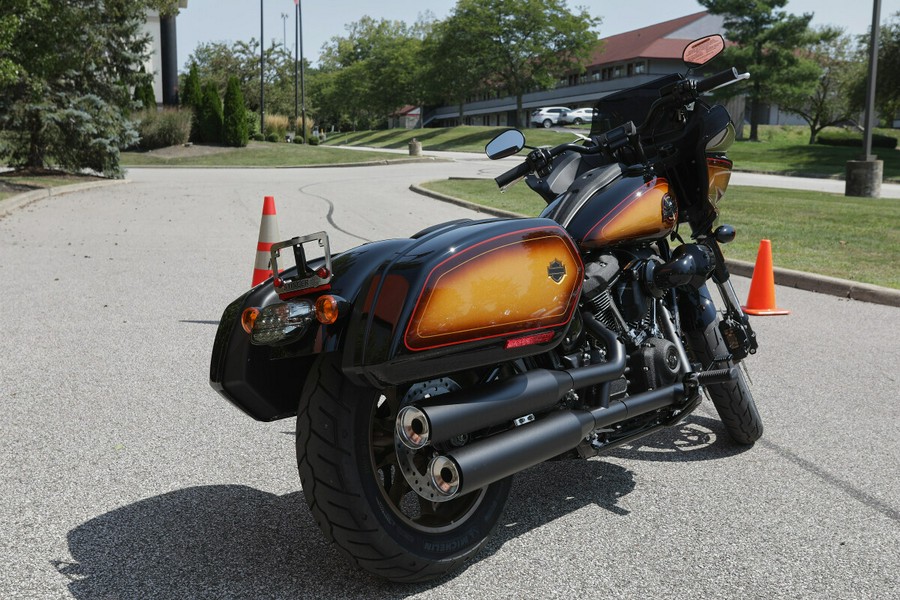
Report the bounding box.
[210,35,762,582]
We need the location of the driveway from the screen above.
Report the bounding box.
[1,163,898,598]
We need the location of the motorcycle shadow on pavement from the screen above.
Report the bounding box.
[55,416,745,598]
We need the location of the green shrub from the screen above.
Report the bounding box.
[135,108,192,150]
[197,82,224,143]
[308,135,320,146]
[246,110,261,137]
[133,81,156,110]
[223,76,248,147]
[265,132,280,143]
[293,136,305,144]
[817,130,898,149]
[251,132,265,142]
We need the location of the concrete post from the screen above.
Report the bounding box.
[409,138,422,156]
[845,159,883,198]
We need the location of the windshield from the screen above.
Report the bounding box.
[590,73,682,137]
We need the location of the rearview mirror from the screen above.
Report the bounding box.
[683,35,725,68]
[485,129,525,160]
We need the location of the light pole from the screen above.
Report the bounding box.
[845,0,883,197]
[259,0,265,136]
[281,12,288,50]
[295,0,306,143]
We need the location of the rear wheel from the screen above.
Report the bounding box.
[296,354,512,582]
[573,117,584,125]
[684,319,763,445]
[542,119,553,128]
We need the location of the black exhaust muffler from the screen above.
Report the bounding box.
[427,384,685,499]
[397,313,626,450]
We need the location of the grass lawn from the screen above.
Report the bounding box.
[327,125,900,182]
[120,141,413,167]
[325,126,580,154]
[419,178,900,290]
[0,172,105,202]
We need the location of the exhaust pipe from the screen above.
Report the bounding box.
[428,384,684,499]
[397,313,625,450]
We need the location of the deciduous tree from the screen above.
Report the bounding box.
[431,0,600,128]
[778,28,862,144]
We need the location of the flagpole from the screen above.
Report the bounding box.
[299,0,307,143]
[294,0,300,140]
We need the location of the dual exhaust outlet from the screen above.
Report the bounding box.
[394,313,709,502]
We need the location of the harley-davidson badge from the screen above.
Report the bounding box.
[547,259,566,283]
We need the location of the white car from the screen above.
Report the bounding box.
[559,107,597,126]
[530,107,572,128]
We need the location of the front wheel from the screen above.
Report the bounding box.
[296,354,512,582]
[684,319,763,445]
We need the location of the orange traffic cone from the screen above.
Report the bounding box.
[251,196,281,286]
[742,239,790,316]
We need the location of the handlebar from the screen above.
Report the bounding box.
[695,67,742,94]
[492,67,748,189]
[495,160,533,188]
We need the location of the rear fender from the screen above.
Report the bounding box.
[209,238,413,421]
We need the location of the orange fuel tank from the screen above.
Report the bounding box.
[552,173,677,249]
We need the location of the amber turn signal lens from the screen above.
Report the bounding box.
[241,307,260,334]
[315,295,340,324]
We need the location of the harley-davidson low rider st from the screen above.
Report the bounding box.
[210,35,762,582]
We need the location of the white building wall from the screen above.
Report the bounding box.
[142,10,163,104]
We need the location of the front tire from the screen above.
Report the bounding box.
[684,319,763,445]
[296,354,512,582]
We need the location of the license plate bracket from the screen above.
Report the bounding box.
[270,232,332,299]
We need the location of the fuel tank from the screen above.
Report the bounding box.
[344,218,584,387]
[543,171,676,249]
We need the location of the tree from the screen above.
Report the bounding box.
[223,76,249,147]
[0,0,152,177]
[849,13,900,127]
[181,63,202,109]
[186,39,308,120]
[197,82,224,143]
[699,0,824,141]
[778,28,862,143]
[316,17,427,130]
[431,0,600,128]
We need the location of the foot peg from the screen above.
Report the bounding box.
[691,367,738,386]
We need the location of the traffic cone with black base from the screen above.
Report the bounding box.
[742,239,790,316]
[251,196,281,287]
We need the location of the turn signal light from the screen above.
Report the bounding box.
[315,295,340,324]
[241,307,260,334]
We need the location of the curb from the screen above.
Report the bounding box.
[0,178,130,219]
[409,183,900,308]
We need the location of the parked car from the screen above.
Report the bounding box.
[559,107,597,126]
[530,107,572,128]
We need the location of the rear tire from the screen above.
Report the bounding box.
[542,119,553,128]
[684,320,763,445]
[296,354,512,582]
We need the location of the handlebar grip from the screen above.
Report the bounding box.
[494,160,532,188]
[696,67,740,94]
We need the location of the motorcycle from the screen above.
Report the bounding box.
[209,34,762,582]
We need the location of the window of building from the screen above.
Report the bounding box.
[634,61,647,74]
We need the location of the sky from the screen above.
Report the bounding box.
[175,0,900,71]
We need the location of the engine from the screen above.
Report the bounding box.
[580,252,683,394]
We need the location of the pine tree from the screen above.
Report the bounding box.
[0,0,153,177]
[197,82,224,144]
[223,76,249,147]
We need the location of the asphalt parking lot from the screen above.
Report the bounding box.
[1,161,898,599]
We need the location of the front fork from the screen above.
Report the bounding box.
[706,237,758,360]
